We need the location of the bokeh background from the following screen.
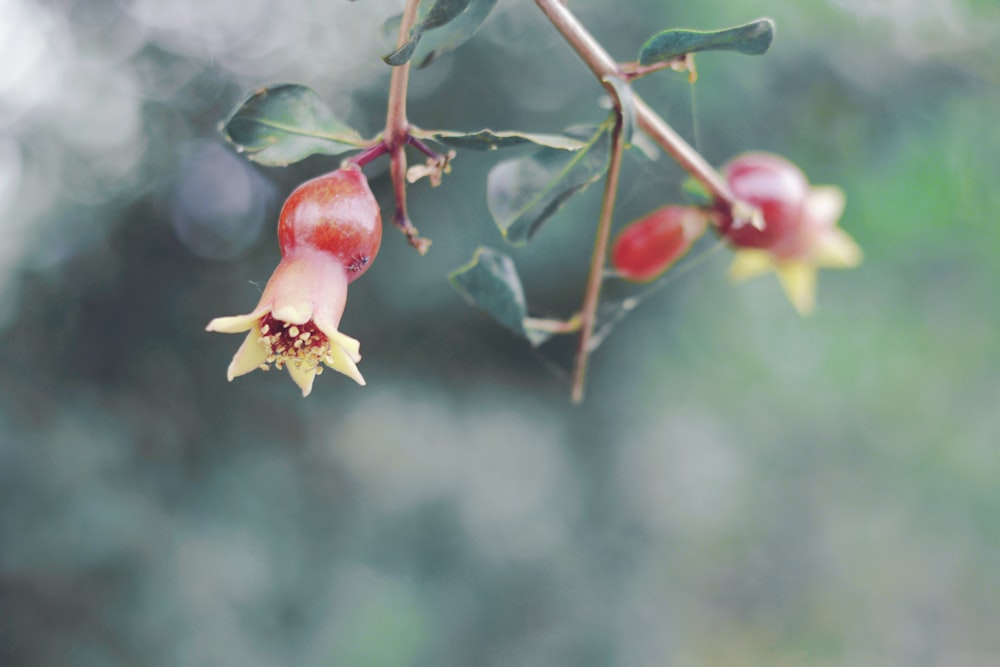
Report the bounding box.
[3,0,1000,665]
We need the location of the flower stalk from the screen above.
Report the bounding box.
[571,101,626,403]
[385,0,432,254]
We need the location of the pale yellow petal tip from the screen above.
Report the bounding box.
[271,302,313,326]
[776,262,817,316]
[814,228,863,269]
[206,313,260,334]
[286,363,318,397]
[326,330,362,361]
[327,347,366,386]
[728,249,775,283]
[225,330,268,381]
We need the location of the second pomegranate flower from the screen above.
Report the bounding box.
[717,152,862,315]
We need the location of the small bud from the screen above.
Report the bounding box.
[611,206,710,282]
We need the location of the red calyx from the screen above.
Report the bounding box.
[278,166,382,282]
[716,152,809,255]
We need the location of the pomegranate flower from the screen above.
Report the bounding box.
[207,166,381,396]
[206,248,364,395]
[728,185,861,314]
[719,153,862,315]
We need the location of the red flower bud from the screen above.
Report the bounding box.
[278,166,382,279]
[611,206,709,282]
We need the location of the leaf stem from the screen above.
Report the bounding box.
[570,105,626,403]
[345,142,389,168]
[533,0,749,222]
[386,0,431,253]
[524,315,582,335]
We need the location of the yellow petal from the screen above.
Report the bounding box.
[775,262,817,316]
[728,249,775,282]
[812,227,863,269]
[206,313,261,333]
[286,362,318,397]
[326,344,366,386]
[226,329,268,380]
[270,302,313,326]
[328,330,362,362]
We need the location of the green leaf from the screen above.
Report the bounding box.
[423,129,587,151]
[411,0,497,68]
[602,75,636,147]
[421,0,474,30]
[220,84,365,166]
[681,177,713,207]
[450,247,547,345]
[384,0,496,67]
[487,124,612,245]
[638,18,775,66]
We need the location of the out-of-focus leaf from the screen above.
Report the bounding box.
[487,124,611,245]
[450,247,548,345]
[682,177,713,207]
[603,76,635,146]
[638,18,775,65]
[384,0,496,67]
[423,129,587,151]
[413,0,496,67]
[220,84,364,166]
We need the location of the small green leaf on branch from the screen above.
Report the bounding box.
[449,247,549,345]
[422,129,587,151]
[220,84,365,166]
[681,177,713,207]
[638,18,775,66]
[383,0,496,67]
[487,124,612,245]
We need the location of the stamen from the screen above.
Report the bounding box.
[255,312,332,374]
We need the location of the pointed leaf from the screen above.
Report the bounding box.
[383,0,493,67]
[638,18,775,66]
[422,0,474,30]
[487,124,611,245]
[423,129,587,151]
[450,247,546,344]
[220,84,365,166]
[384,38,421,67]
[410,0,497,68]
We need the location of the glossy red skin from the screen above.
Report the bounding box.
[612,206,700,282]
[717,152,809,254]
[278,166,382,282]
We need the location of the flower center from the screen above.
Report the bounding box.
[258,313,331,374]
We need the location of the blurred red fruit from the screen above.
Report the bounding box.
[611,206,709,282]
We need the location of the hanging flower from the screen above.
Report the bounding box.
[207,166,382,396]
[717,152,862,315]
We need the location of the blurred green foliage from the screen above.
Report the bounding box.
[2,0,999,665]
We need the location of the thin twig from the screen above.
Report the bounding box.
[570,106,626,403]
[385,0,431,253]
